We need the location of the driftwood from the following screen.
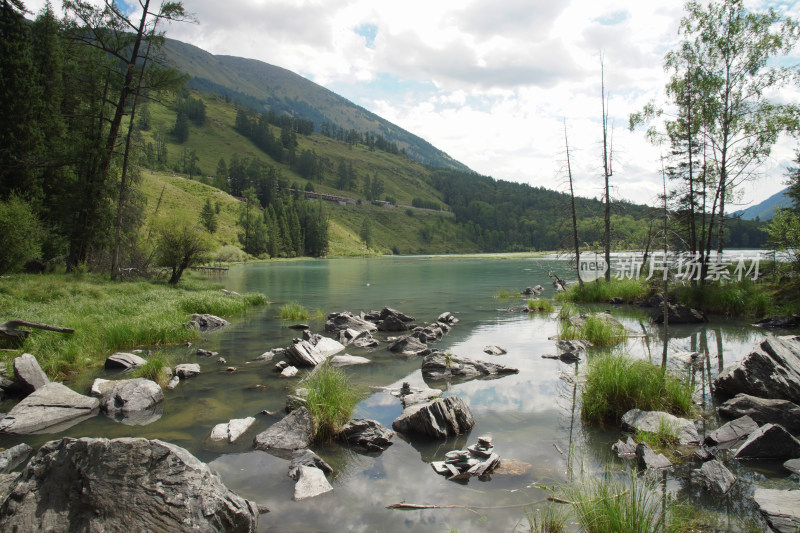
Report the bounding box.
[386,489,630,513]
[0,320,74,343]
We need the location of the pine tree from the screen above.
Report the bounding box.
[199,198,217,233]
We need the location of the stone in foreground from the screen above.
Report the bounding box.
[175,363,201,379]
[0,437,258,532]
[753,488,800,533]
[392,396,474,440]
[210,417,257,443]
[292,465,333,500]
[13,353,49,394]
[734,423,800,460]
[621,408,699,446]
[695,459,736,494]
[100,378,163,417]
[253,407,313,454]
[0,382,99,434]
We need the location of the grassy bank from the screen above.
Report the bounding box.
[0,273,267,379]
[557,279,650,304]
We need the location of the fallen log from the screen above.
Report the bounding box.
[0,320,75,343]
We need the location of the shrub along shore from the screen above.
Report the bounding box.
[0,273,268,380]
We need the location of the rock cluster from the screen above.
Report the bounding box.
[431,436,500,481]
[421,351,518,382]
[186,313,230,331]
[392,396,474,439]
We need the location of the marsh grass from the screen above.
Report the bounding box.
[582,353,695,425]
[563,470,665,533]
[559,315,626,347]
[527,298,555,313]
[557,279,649,304]
[524,504,568,533]
[279,301,312,320]
[132,351,175,386]
[298,360,365,443]
[0,274,267,379]
[494,289,519,299]
[557,302,578,320]
[673,280,773,317]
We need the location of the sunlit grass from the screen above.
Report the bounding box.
[559,314,627,347]
[297,360,365,443]
[528,298,555,312]
[557,279,649,304]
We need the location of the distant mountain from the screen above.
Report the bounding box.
[161,38,471,172]
[734,188,793,221]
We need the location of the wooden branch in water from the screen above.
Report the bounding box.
[386,489,630,513]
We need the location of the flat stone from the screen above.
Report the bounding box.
[753,488,800,533]
[90,378,114,397]
[718,394,800,434]
[704,415,759,448]
[104,352,147,370]
[166,376,180,390]
[253,407,314,454]
[0,383,99,434]
[387,335,431,357]
[280,366,298,378]
[621,409,699,446]
[431,461,449,475]
[196,349,218,357]
[784,459,800,475]
[636,442,672,471]
[330,355,370,366]
[695,459,736,494]
[483,346,507,355]
[210,417,256,443]
[421,352,518,382]
[734,424,800,460]
[175,364,201,379]
[13,353,50,394]
[694,447,715,462]
[0,443,32,474]
[293,465,333,500]
[288,449,333,478]
[324,312,377,334]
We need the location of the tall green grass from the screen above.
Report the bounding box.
[0,273,267,379]
[297,360,365,443]
[279,301,312,320]
[131,351,175,386]
[524,504,568,533]
[557,279,649,304]
[673,280,773,317]
[581,353,695,425]
[559,315,627,347]
[528,298,555,312]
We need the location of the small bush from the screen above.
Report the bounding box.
[581,353,695,425]
[279,301,311,320]
[298,361,364,442]
[215,244,247,263]
[528,298,554,312]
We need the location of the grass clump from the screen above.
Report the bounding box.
[557,279,649,304]
[278,301,312,320]
[524,504,568,533]
[494,289,518,299]
[559,314,626,347]
[562,470,664,533]
[581,353,695,425]
[297,360,365,442]
[528,298,554,313]
[635,418,679,457]
[132,351,175,386]
[673,280,773,318]
[557,302,578,320]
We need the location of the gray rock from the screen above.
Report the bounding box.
[713,336,800,404]
[210,417,256,443]
[392,396,474,439]
[288,323,309,330]
[437,312,458,324]
[330,354,370,366]
[324,312,377,334]
[754,315,800,329]
[704,415,760,448]
[338,418,394,452]
[285,337,344,367]
[0,443,32,474]
[635,442,672,471]
[175,363,201,379]
[621,409,700,446]
[378,315,409,332]
[555,339,591,352]
[734,423,800,460]
[422,352,519,382]
[274,361,289,372]
[196,348,218,357]
[0,383,99,434]
[718,394,800,434]
[292,465,333,500]
[13,353,50,394]
[256,350,276,362]
[654,304,707,324]
[694,447,715,462]
[279,366,298,378]
[483,346,507,355]
[541,352,580,363]
[400,386,443,407]
[188,313,230,331]
[166,376,180,390]
[387,335,431,357]
[783,458,800,475]
[253,407,314,454]
[695,459,736,494]
[90,378,113,397]
[753,488,800,533]
[100,378,163,425]
[0,437,258,532]
[612,436,637,457]
[288,449,333,478]
[411,324,444,344]
[104,352,147,370]
[379,307,416,323]
[310,336,346,358]
[338,328,379,348]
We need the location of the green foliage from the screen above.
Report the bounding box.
[494,289,517,299]
[558,279,649,303]
[132,351,174,386]
[635,418,679,458]
[154,220,213,284]
[0,196,42,274]
[360,216,373,248]
[559,315,626,347]
[528,298,554,312]
[557,302,578,321]
[199,198,218,233]
[298,360,364,442]
[767,208,800,269]
[279,302,311,320]
[563,470,665,533]
[581,353,695,425]
[0,274,266,379]
[524,504,568,533]
[673,280,774,317]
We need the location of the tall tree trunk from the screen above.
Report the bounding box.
[564,120,583,291]
[601,57,612,281]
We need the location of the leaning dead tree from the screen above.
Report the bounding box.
[0,320,74,344]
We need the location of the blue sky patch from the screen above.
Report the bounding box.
[595,10,629,26]
[354,23,378,49]
[327,73,438,108]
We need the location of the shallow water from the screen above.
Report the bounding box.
[0,256,791,532]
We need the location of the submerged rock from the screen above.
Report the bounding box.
[338,418,394,452]
[754,315,800,330]
[253,407,314,455]
[654,304,707,324]
[718,394,800,434]
[483,346,507,356]
[421,352,519,382]
[431,436,500,481]
[0,437,259,532]
[292,465,333,500]
[695,459,736,494]
[187,313,230,331]
[753,488,800,533]
[392,396,474,440]
[330,354,370,366]
[621,409,700,446]
[0,382,99,434]
[288,449,333,478]
[284,337,344,367]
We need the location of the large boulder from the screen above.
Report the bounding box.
[338,418,394,452]
[187,314,230,331]
[387,335,431,357]
[620,409,700,446]
[392,396,474,440]
[104,352,147,371]
[734,423,800,460]
[324,312,377,334]
[753,488,800,533]
[0,382,99,434]
[718,394,800,434]
[253,407,314,455]
[0,437,259,532]
[703,415,759,449]
[377,314,409,332]
[100,378,163,425]
[713,336,800,404]
[13,353,49,394]
[421,352,519,382]
[695,459,736,494]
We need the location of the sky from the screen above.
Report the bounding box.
[26,0,800,208]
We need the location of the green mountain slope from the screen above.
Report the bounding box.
[734,188,792,221]
[162,38,470,172]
